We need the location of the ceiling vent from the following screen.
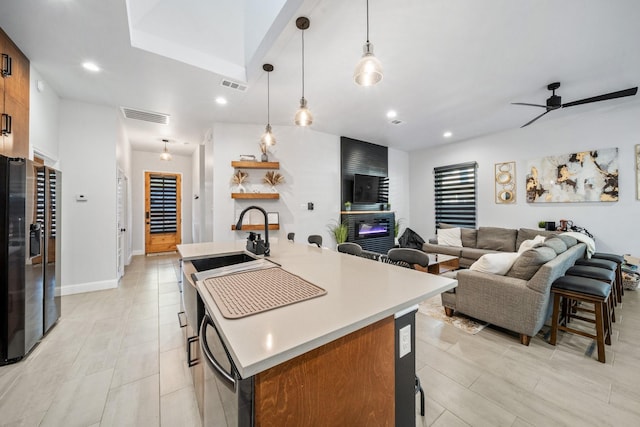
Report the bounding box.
[390,119,404,125]
[120,107,170,125]
[220,79,248,92]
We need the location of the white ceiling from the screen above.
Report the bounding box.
[1,0,639,157]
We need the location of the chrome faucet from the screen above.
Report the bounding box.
[235,205,270,256]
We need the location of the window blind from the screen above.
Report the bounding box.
[149,174,178,234]
[434,162,477,229]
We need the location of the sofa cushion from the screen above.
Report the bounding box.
[437,227,463,247]
[518,235,546,253]
[461,247,501,261]
[543,237,568,254]
[469,252,520,275]
[515,228,558,251]
[555,234,578,248]
[422,242,462,257]
[476,227,517,252]
[439,223,477,247]
[506,246,557,280]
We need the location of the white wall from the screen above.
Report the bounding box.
[29,66,60,162]
[130,150,194,255]
[211,123,342,248]
[58,100,118,294]
[388,147,410,236]
[409,103,640,255]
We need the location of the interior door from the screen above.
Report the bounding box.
[117,170,127,278]
[145,172,182,254]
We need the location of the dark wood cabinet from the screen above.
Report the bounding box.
[1,27,30,158]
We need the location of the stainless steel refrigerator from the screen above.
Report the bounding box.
[1,155,60,365]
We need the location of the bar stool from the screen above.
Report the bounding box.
[565,265,616,323]
[592,253,625,301]
[550,275,612,363]
[574,258,620,305]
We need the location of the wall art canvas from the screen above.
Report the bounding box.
[526,148,618,203]
[636,145,640,200]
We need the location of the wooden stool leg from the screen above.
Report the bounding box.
[604,296,612,346]
[594,302,606,363]
[550,293,561,345]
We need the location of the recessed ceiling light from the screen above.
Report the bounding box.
[386,110,397,119]
[82,62,101,72]
[215,97,227,105]
[443,131,453,138]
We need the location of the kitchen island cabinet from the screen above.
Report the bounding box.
[178,239,456,425]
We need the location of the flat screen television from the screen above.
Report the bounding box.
[353,174,381,203]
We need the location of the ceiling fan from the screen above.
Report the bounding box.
[512,82,638,127]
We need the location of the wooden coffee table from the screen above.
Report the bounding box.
[415,254,459,275]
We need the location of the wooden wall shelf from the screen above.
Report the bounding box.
[231,224,280,231]
[341,210,393,214]
[232,193,280,199]
[231,161,280,169]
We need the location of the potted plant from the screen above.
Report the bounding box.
[344,201,351,211]
[327,219,349,244]
[538,221,546,229]
[231,170,249,193]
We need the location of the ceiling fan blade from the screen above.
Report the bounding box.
[521,109,551,128]
[511,102,548,108]
[562,87,638,108]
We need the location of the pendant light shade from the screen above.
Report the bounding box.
[260,64,276,146]
[354,0,383,86]
[160,139,172,161]
[294,17,312,126]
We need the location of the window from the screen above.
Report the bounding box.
[148,174,178,234]
[434,161,477,229]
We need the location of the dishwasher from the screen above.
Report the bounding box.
[200,312,254,427]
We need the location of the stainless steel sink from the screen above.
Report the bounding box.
[190,253,278,283]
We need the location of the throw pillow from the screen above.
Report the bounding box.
[469,252,520,275]
[543,237,568,254]
[518,235,546,253]
[506,246,557,280]
[437,227,463,247]
[555,234,578,248]
[439,223,477,247]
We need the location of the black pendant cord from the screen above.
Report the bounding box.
[366,0,370,43]
[267,71,270,124]
[301,30,305,100]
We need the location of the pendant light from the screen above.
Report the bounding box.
[160,139,172,161]
[354,0,383,86]
[294,17,313,126]
[260,64,276,146]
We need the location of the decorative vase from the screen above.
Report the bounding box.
[270,185,277,193]
[237,183,246,193]
[261,153,268,162]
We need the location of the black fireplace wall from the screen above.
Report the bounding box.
[340,137,388,211]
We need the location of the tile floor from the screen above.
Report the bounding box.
[1,253,639,426]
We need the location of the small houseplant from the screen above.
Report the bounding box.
[327,219,349,244]
[538,221,546,229]
[344,201,352,211]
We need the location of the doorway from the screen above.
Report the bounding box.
[117,169,128,279]
[145,172,182,254]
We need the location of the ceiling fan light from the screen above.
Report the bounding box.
[261,123,276,146]
[354,42,383,86]
[294,98,313,126]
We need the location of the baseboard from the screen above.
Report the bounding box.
[60,279,118,296]
[132,249,145,256]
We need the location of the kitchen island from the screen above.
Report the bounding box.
[178,239,456,426]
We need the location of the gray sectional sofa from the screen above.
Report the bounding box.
[425,225,587,345]
[423,225,559,268]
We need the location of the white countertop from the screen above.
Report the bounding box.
[178,239,457,378]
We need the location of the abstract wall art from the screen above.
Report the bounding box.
[526,147,618,203]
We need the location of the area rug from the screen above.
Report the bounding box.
[418,296,488,335]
